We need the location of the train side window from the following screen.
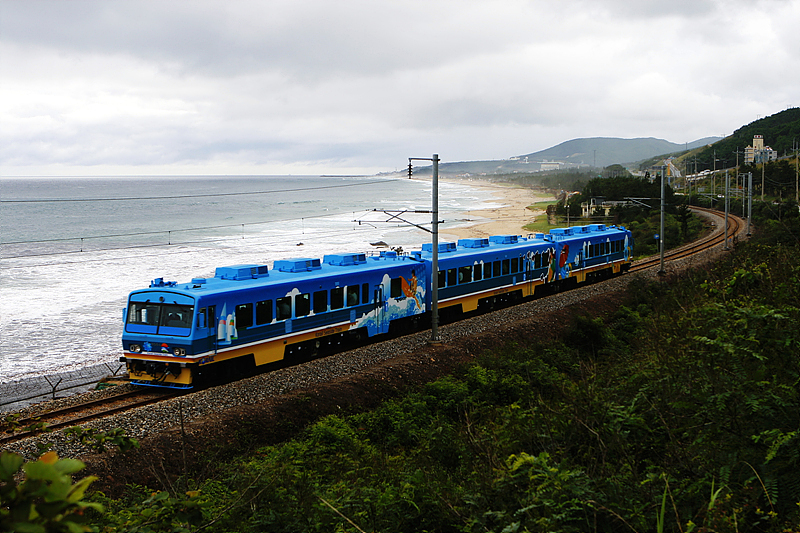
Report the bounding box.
[510,258,519,274]
[473,264,483,281]
[447,268,457,287]
[256,299,273,325]
[236,303,253,329]
[346,285,359,306]
[313,290,327,314]
[295,293,310,317]
[331,287,344,310]
[390,278,403,298]
[484,262,492,279]
[197,308,207,328]
[276,297,292,321]
[458,265,472,284]
[362,283,369,304]
[502,259,510,276]
[493,261,501,277]
[438,270,446,288]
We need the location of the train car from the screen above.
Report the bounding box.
[548,223,633,284]
[413,234,561,316]
[120,224,632,389]
[121,251,426,388]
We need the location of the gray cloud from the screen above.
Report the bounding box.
[1,0,798,175]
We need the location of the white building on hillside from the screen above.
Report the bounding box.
[745,135,778,164]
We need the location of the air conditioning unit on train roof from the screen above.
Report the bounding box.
[273,258,322,273]
[458,238,490,248]
[489,235,519,244]
[214,264,269,280]
[324,253,367,266]
[422,242,457,253]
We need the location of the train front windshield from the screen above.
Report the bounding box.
[127,302,194,336]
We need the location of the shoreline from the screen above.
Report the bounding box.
[437,178,552,241]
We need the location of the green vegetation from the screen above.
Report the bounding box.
[88,230,799,532]
[4,192,799,532]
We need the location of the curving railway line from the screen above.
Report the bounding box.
[2,206,747,447]
[630,206,744,273]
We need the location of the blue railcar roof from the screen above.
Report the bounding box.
[139,252,423,299]
[132,226,630,300]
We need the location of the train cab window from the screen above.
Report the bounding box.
[313,290,327,314]
[331,287,344,310]
[438,270,446,288]
[128,302,161,325]
[510,258,519,274]
[362,283,370,304]
[502,259,510,276]
[346,286,360,307]
[473,264,483,281]
[276,297,292,321]
[235,303,253,329]
[447,268,457,287]
[208,305,216,329]
[390,278,403,298]
[458,265,472,284]
[295,293,311,317]
[256,299,273,325]
[493,261,501,277]
[484,262,492,279]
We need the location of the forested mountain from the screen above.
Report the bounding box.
[689,107,800,170]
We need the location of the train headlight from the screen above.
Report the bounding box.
[129,344,142,353]
[173,347,186,357]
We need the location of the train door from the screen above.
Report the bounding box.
[373,285,388,335]
[207,305,218,354]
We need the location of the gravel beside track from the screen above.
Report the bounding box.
[4,209,740,494]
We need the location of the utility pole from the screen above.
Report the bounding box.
[659,166,666,276]
[794,138,799,204]
[761,149,766,201]
[747,172,752,236]
[408,154,441,344]
[724,169,730,251]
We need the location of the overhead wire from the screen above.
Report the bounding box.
[0,178,390,203]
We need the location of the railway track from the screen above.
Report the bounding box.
[2,207,744,447]
[0,388,183,446]
[630,206,744,273]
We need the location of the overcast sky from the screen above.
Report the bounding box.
[1,0,798,176]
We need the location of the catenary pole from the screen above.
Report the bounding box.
[659,165,666,275]
[724,169,730,251]
[431,154,440,343]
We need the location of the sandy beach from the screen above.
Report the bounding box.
[439,179,553,242]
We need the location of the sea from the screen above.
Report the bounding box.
[0,175,499,385]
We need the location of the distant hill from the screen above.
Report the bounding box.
[687,107,800,170]
[434,136,721,176]
[517,137,720,168]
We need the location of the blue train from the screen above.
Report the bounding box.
[121,224,632,388]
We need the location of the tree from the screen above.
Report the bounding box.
[0,450,102,532]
